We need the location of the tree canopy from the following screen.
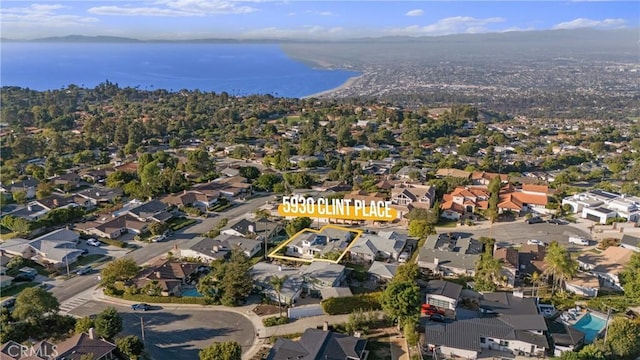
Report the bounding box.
[198,341,242,360]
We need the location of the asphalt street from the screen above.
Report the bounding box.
[50,195,271,303]
[69,301,255,360]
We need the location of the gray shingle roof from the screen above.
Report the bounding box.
[426,280,463,300]
[480,292,540,315]
[267,329,367,360]
[621,234,640,248]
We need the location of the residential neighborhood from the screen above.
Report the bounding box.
[1,89,639,360]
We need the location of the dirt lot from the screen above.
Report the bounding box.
[253,304,281,316]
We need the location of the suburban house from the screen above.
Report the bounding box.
[220,218,282,241]
[161,190,219,208]
[348,233,406,263]
[79,168,110,183]
[621,234,640,252]
[0,229,83,268]
[251,262,305,305]
[425,291,549,359]
[180,234,262,261]
[390,183,436,209]
[425,280,463,311]
[51,172,81,189]
[53,328,118,360]
[471,171,509,186]
[495,247,519,287]
[424,315,549,359]
[194,176,252,200]
[76,187,123,208]
[124,199,172,223]
[441,184,549,220]
[367,261,398,283]
[562,189,640,224]
[251,261,346,304]
[285,227,354,261]
[416,233,483,276]
[135,259,205,296]
[267,328,367,360]
[85,214,147,239]
[0,178,39,199]
[576,246,634,291]
[547,321,586,357]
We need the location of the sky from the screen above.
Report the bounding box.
[1,0,638,40]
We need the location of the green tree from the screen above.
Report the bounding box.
[199,341,242,360]
[474,251,502,292]
[239,166,260,180]
[197,273,220,300]
[147,221,168,236]
[254,173,282,192]
[394,263,420,283]
[408,219,434,239]
[75,316,95,334]
[603,317,640,359]
[345,309,370,335]
[285,217,312,237]
[116,335,145,360]
[380,281,421,327]
[543,242,578,294]
[218,250,253,306]
[620,252,640,298]
[487,176,501,223]
[12,190,27,205]
[269,275,288,317]
[94,307,122,341]
[404,319,420,346]
[100,258,139,288]
[577,344,605,360]
[13,287,60,324]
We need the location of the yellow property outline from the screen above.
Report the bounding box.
[267,224,363,264]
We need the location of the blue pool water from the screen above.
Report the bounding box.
[572,313,607,343]
[181,288,203,297]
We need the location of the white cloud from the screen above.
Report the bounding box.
[88,0,257,17]
[553,18,627,30]
[405,9,424,17]
[0,3,98,29]
[319,11,333,16]
[386,16,506,36]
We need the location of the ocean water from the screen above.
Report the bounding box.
[0,42,359,98]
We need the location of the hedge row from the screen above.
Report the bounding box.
[321,292,382,315]
[170,218,197,231]
[101,238,127,248]
[262,316,290,327]
[121,293,212,305]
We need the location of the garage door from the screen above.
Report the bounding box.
[585,213,601,222]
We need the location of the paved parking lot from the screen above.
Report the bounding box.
[70,301,255,360]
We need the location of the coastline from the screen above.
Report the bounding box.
[302,73,364,99]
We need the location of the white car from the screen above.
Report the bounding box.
[527,239,546,246]
[569,237,589,246]
[87,238,102,247]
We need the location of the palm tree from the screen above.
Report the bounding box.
[527,271,542,297]
[270,275,288,317]
[543,242,578,294]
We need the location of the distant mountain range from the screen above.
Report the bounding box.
[1,28,637,44]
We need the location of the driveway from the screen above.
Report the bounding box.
[69,301,255,360]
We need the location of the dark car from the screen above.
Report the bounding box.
[429,313,446,323]
[76,266,93,275]
[526,216,544,224]
[13,273,36,282]
[131,303,151,311]
[547,219,565,225]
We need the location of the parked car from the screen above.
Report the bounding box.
[547,218,566,225]
[76,266,93,275]
[526,216,544,224]
[13,272,36,282]
[398,251,411,263]
[569,237,590,246]
[1,297,16,310]
[151,234,167,242]
[87,238,102,247]
[421,304,445,316]
[131,303,151,311]
[527,239,546,246]
[429,313,446,323]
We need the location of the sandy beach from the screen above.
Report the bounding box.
[302,73,365,99]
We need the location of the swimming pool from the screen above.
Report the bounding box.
[181,288,203,297]
[572,313,607,343]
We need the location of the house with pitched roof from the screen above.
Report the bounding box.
[85,214,147,239]
[367,261,398,283]
[425,280,463,311]
[161,190,219,208]
[135,259,206,296]
[0,179,39,199]
[441,186,490,220]
[180,234,262,261]
[267,328,367,360]
[0,229,83,268]
[285,227,354,261]
[621,234,640,252]
[348,233,407,263]
[495,247,520,287]
[54,329,117,360]
[416,233,483,276]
